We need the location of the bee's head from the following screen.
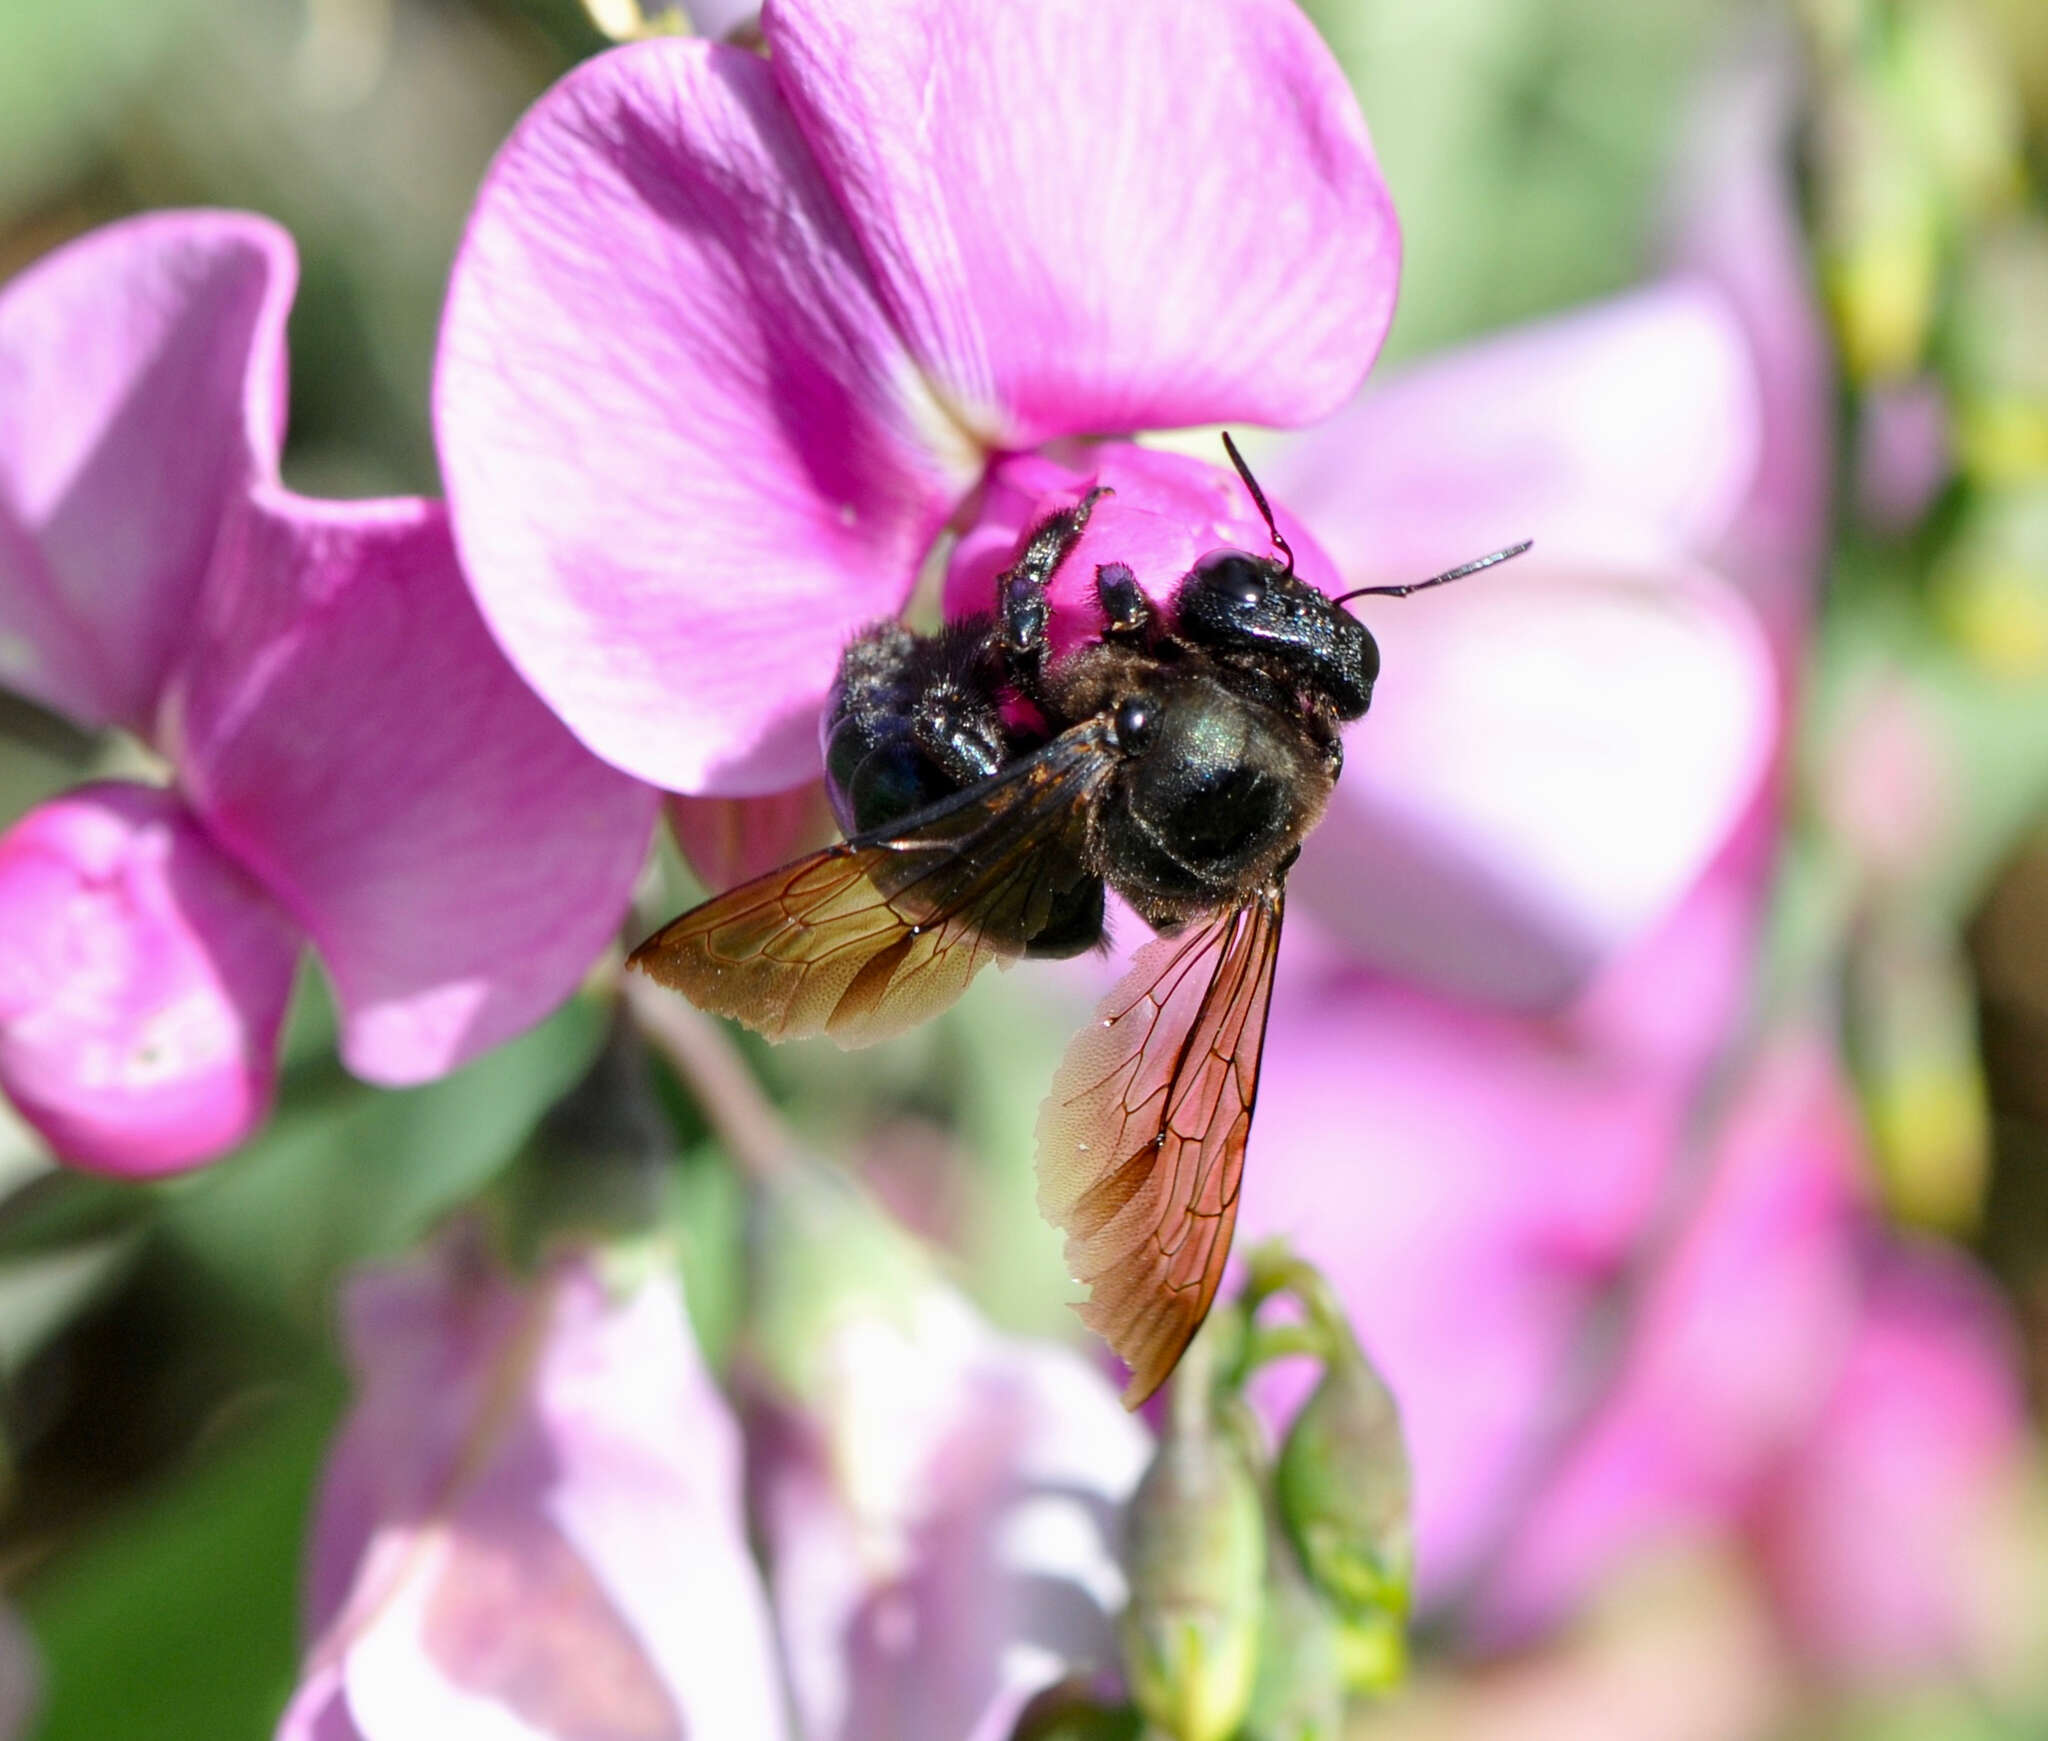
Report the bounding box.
[1173,549,1378,720]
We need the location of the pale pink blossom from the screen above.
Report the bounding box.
[285,1218,1146,1740]
[1258,283,1777,1003]
[0,214,656,1175]
[280,1232,787,1741]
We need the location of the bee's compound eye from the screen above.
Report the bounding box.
[1113,696,1157,753]
[1192,550,1268,611]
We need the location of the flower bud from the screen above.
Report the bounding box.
[1242,1534,1345,1740]
[1846,916,1990,1233]
[1120,1404,1265,1741]
[1888,0,2024,224]
[1275,1341,1414,1627]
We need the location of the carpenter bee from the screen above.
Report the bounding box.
[631,437,1529,1405]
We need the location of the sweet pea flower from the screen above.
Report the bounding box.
[438,0,1781,1009]
[435,0,1396,793]
[0,214,656,1175]
[1244,916,2028,1669]
[280,1229,787,1741]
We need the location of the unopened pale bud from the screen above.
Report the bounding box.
[1121,1414,1265,1741]
[1243,1533,1344,1740]
[1276,1345,1413,1625]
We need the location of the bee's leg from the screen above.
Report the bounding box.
[995,486,1111,707]
[1092,562,1157,643]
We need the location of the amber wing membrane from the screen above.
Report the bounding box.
[1036,889,1285,1406]
[628,722,1115,1049]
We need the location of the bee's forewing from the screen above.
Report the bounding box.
[629,721,1115,1049]
[1036,888,1284,1406]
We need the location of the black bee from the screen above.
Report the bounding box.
[631,436,1527,1404]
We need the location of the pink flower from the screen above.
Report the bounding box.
[434,0,1400,798]
[0,214,656,1176]
[436,0,1783,1008]
[1238,866,1753,1622]
[280,1229,787,1741]
[1245,932,2028,1669]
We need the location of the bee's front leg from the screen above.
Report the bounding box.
[994,486,1110,706]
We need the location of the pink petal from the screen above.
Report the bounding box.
[436,39,974,795]
[762,1285,1149,1741]
[765,0,1399,445]
[1255,282,1762,588]
[0,212,292,732]
[291,1233,787,1740]
[1477,1035,1871,1639]
[943,444,1341,659]
[0,783,298,1177]
[1755,1247,2026,1680]
[162,491,655,1086]
[1290,554,1777,1005]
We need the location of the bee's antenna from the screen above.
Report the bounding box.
[1220,431,1294,578]
[1332,539,1533,605]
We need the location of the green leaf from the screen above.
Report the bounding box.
[19,1387,341,1741]
[160,995,607,1330]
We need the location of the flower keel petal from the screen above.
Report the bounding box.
[0,783,298,1176]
